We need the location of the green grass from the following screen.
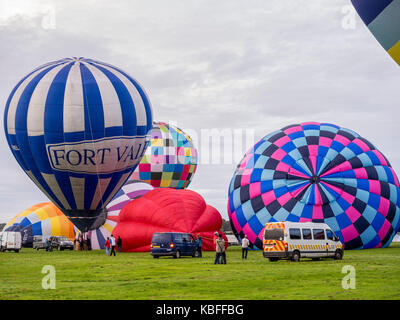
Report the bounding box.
[1,244,400,300]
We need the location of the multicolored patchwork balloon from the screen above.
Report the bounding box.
[228,122,400,250]
[130,122,198,189]
[351,0,400,66]
[87,180,154,249]
[4,58,153,232]
[4,202,76,247]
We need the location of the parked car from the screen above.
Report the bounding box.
[263,221,344,262]
[33,236,73,251]
[0,231,22,253]
[150,232,200,258]
[51,236,74,251]
[33,236,47,250]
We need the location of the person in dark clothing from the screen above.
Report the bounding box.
[196,234,202,257]
[117,236,122,252]
[87,237,92,251]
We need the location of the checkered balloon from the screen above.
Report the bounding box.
[130,122,198,188]
[228,122,400,250]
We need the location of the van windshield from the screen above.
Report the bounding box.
[264,228,284,240]
[152,233,172,243]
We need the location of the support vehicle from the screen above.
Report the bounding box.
[263,221,344,262]
[0,231,22,252]
[150,232,200,258]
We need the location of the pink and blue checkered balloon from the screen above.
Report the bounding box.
[228,122,400,250]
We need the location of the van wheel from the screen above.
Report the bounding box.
[14,249,19,253]
[334,250,343,260]
[292,251,300,262]
[193,250,200,258]
[268,258,279,262]
[153,255,159,259]
[174,250,181,259]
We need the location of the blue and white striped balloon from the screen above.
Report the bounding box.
[4,57,153,231]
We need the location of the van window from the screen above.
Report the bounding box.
[313,229,325,240]
[152,233,172,243]
[174,234,183,242]
[326,229,334,241]
[289,228,301,240]
[182,234,191,242]
[302,229,312,240]
[264,228,284,241]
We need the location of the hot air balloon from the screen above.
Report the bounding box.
[228,122,400,250]
[130,121,198,189]
[113,188,227,252]
[351,0,400,66]
[4,58,153,232]
[4,202,76,247]
[87,180,154,249]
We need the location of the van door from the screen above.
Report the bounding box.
[182,234,192,255]
[325,229,336,257]
[312,229,327,258]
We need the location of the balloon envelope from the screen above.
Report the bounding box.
[130,121,198,189]
[87,180,154,249]
[228,122,400,250]
[4,58,153,231]
[113,188,226,251]
[351,0,400,66]
[4,202,76,247]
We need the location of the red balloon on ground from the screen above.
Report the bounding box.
[113,188,227,252]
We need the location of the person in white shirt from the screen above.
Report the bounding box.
[110,235,117,256]
[241,235,250,259]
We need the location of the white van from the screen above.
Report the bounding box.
[0,231,22,253]
[263,221,343,262]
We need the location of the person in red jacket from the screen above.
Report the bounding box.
[105,237,111,256]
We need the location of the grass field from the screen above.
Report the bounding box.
[1,244,400,300]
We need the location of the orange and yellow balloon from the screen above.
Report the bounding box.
[4,202,76,247]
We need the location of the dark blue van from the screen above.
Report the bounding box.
[150,232,200,259]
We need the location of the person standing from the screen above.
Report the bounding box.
[110,234,117,256]
[105,237,111,256]
[241,235,250,259]
[214,234,226,264]
[196,234,202,257]
[117,236,122,252]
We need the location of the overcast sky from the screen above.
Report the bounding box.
[0,0,399,223]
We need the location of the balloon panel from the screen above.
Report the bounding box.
[228,122,400,250]
[4,58,153,231]
[130,122,198,189]
[351,0,400,66]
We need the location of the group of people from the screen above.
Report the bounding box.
[213,232,250,264]
[74,233,91,251]
[104,235,122,256]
